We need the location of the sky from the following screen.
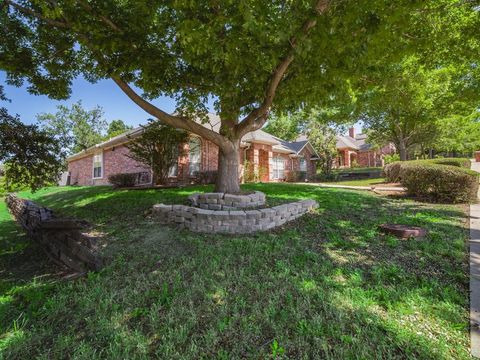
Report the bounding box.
[1,70,363,134]
[0,71,180,127]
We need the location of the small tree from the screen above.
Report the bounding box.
[0,108,65,191]
[307,121,338,175]
[126,120,188,185]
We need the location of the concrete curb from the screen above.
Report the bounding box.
[471,159,480,357]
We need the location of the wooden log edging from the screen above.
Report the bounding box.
[6,193,103,273]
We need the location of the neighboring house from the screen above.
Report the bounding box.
[67,114,319,186]
[335,128,395,168]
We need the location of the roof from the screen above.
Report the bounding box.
[67,113,319,161]
[336,135,360,150]
[335,132,375,151]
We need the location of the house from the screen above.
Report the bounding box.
[66,114,319,186]
[335,128,395,168]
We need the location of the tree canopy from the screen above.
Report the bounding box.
[0,108,65,191]
[1,0,478,191]
[37,101,108,155]
[105,119,133,139]
[354,57,480,160]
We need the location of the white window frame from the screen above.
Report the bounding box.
[270,156,285,180]
[299,156,307,172]
[92,152,103,179]
[188,137,202,176]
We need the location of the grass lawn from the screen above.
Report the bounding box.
[0,183,470,359]
[320,177,388,187]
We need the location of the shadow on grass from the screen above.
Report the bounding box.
[0,184,471,358]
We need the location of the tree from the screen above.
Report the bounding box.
[126,120,188,185]
[0,108,65,191]
[105,119,132,139]
[432,112,480,156]
[36,101,107,155]
[1,1,477,192]
[264,113,302,141]
[355,58,473,161]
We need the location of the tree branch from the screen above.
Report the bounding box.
[236,0,330,137]
[111,77,230,149]
[78,0,123,33]
[4,0,69,28]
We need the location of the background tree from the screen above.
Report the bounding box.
[126,120,188,185]
[37,101,107,155]
[264,113,302,141]
[1,0,478,192]
[307,121,338,175]
[105,119,132,139]
[354,58,472,161]
[0,108,65,191]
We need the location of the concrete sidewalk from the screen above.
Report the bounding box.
[470,159,480,357]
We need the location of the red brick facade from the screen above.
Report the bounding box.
[68,136,317,186]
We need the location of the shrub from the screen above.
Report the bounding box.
[384,153,400,165]
[383,157,471,182]
[383,162,403,182]
[194,171,217,185]
[400,163,478,203]
[427,158,470,168]
[285,171,307,182]
[108,173,137,188]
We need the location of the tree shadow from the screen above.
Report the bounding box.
[0,184,471,358]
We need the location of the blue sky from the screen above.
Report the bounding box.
[0,71,180,127]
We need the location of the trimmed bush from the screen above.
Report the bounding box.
[383,158,471,182]
[285,171,307,182]
[400,163,478,203]
[383,162,403,182]
[108,173,137,188]
[426,158,471,168]
[194,171,217,185]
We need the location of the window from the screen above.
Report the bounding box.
[93,153,103,179]
[270,156,285,179]
[188,137,202,176]
[169,146,179,177]
[299,156,307,172]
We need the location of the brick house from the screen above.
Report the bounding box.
[67,114,319,186]
[335,128,395,168]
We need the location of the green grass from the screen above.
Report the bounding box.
[321,177,387,186]
[0,184,470,359]
[331,167,382,174]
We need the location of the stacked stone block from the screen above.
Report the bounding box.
[188,191,266,210]
[153,198,318,234]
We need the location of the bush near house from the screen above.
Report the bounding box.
[285,170,307,182]
[108,173,137,188]
[399,163,478,203]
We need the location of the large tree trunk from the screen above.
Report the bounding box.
[215,139,241,193]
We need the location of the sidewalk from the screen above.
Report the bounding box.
[470,160,480,357]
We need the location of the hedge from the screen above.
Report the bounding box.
[108,173,137,188]
[384,158,471,182]
[400,163,479,203]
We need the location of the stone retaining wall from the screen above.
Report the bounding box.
[187,191,266,210]
[153,199,318,234]
[6,194,102,273]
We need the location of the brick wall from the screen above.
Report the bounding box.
[68,138,318,186]
[68,145,150,186]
